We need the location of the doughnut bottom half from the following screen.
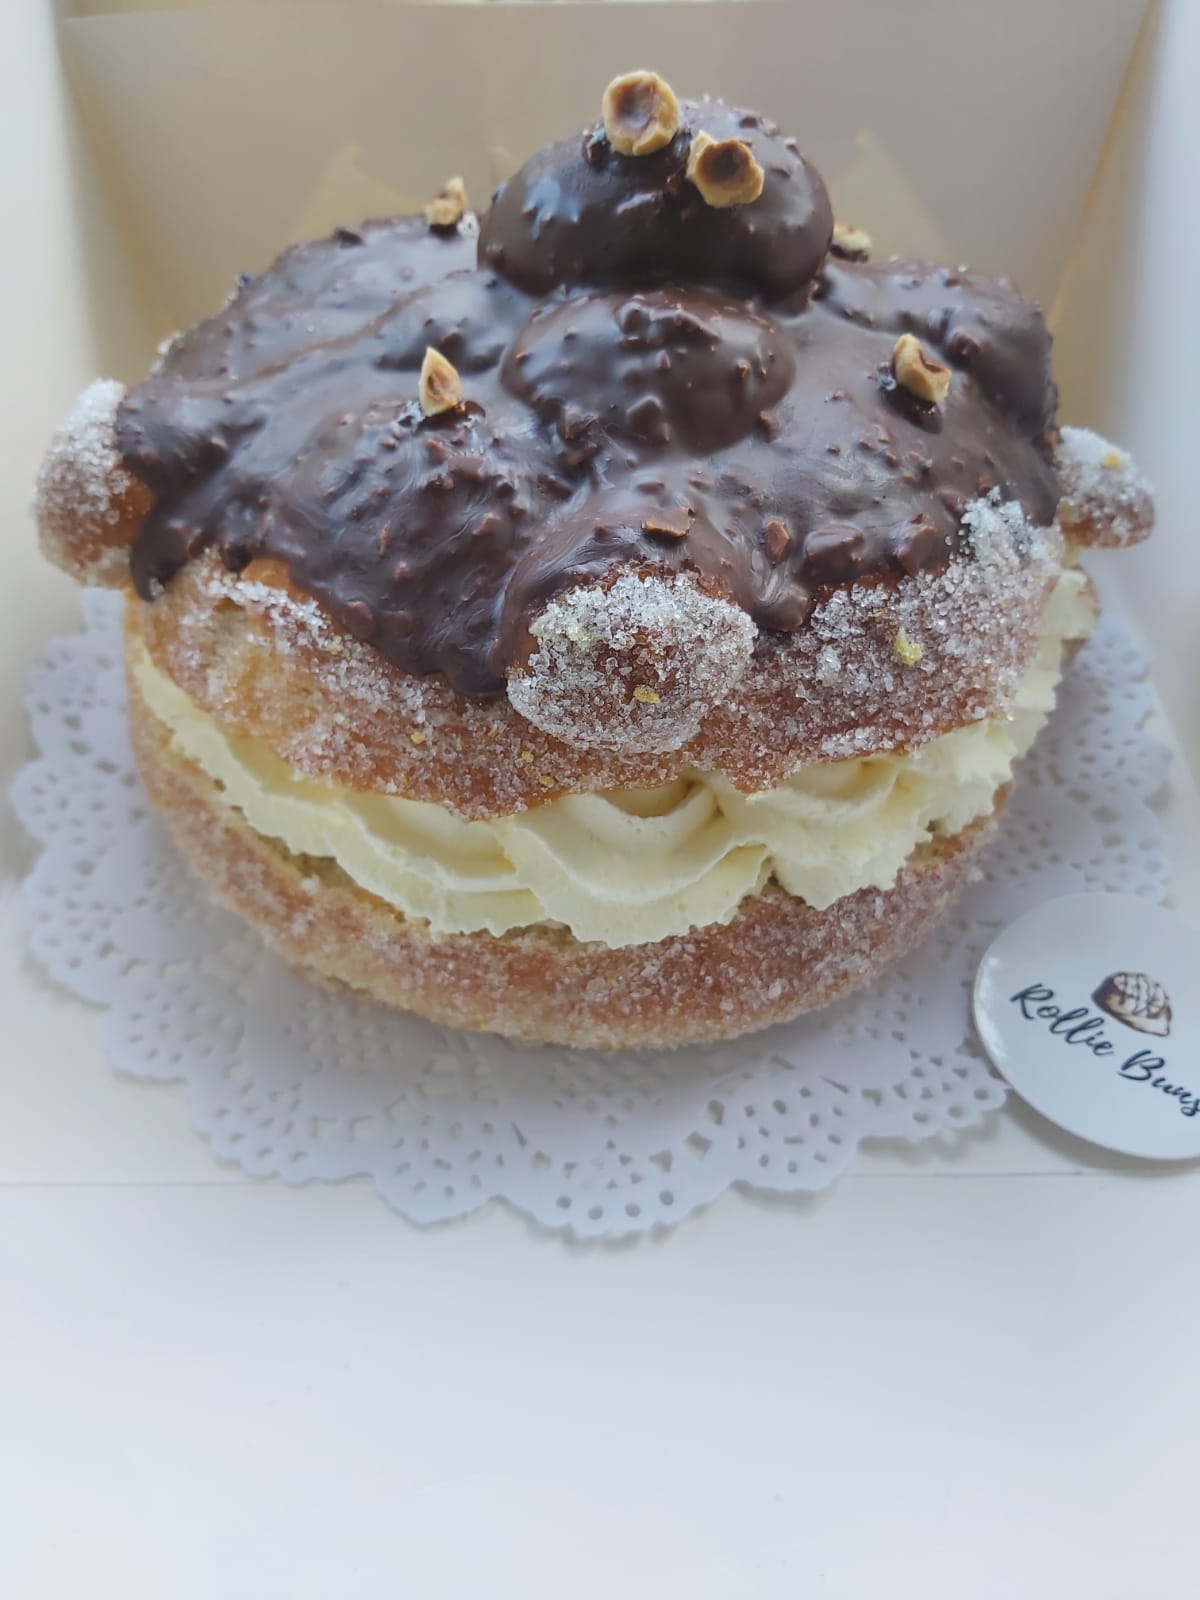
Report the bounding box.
[128,664,1001,1051]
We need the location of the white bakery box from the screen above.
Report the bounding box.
[5,3,1200,1596]
[5,0,1199,1154]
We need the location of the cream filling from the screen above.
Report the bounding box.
[133,569,1092,947]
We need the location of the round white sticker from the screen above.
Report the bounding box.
[974,894,1200,1161]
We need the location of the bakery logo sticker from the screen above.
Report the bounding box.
[1008,982,1196,1119]
[1091,970,1171,1038]
[973,896,1200,1161]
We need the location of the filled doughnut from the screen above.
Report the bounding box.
[34,73,1153,1049]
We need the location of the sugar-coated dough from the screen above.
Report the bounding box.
[34,379,149,588]
[507,571,757,753]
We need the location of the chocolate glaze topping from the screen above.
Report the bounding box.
[478,99,832,303]
[118,95,1061,698]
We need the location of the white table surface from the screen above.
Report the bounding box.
[5,8,1200,1596]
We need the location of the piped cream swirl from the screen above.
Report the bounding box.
[132,569,1092,947]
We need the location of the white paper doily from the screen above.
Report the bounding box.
[12,591,1170,1236]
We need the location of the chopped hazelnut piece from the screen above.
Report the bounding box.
[601,71,681,157]
[633,685,662,704]
[686,131,765,208]
[764,517,791,562]
[831,221,872,260]
[893,628,924,665]
[409,728,427,745]
[424,176,468,230]
[643,505,692,539]
[891,333,951,405]
[418,347,463,416]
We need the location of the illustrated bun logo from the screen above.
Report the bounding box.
[1091,971,1172,1038]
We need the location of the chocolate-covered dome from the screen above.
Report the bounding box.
[116,74,1062,698]
[478,95,833,304]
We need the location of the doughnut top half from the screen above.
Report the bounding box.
[117,91,1061,698]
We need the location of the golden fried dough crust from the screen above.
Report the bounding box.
[131,534,1055,820]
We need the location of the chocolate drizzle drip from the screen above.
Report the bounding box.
[118,97,1061,698]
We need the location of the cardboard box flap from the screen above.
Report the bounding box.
[62,0,1148,338]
